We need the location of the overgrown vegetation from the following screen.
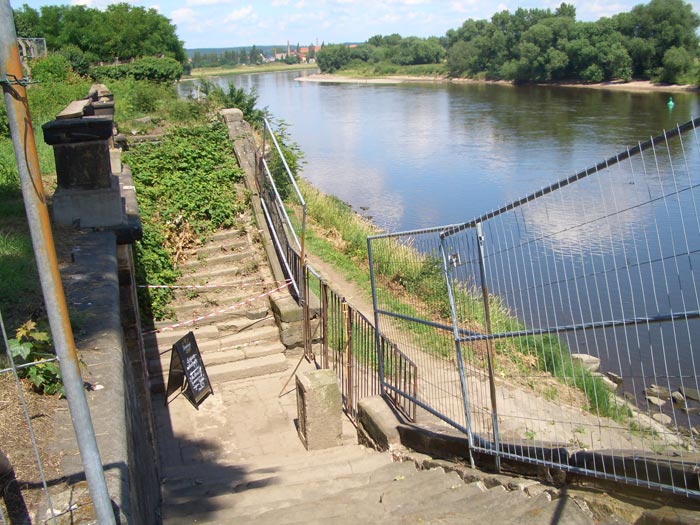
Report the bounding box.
[6,321,64,396]
[89,57,184,84]
[317,0,700,85]
[124,122,245,320]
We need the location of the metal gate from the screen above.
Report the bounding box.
[368,117,700,497]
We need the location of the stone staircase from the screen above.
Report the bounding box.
[150,223,601,525]
[145,225,290,393]
[160,443,598,524]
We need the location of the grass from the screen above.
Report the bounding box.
[291,176,626,421]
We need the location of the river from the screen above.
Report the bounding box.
[180,71,700,419]
[180,70,699,233]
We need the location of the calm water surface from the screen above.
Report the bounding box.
[181,70,699,233]
[181,72,700,413]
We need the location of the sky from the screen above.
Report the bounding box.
[12,0,700,50]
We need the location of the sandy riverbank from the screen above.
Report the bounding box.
[296,73,700,93]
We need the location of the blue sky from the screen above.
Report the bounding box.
[11,0,700,49]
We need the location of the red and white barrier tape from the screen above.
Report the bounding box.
[142,280,292,335]
[138,281,277,290]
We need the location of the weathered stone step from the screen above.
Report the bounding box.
[162,444,382,485]
[146,324,280,355]
[250,473,489,525]
[170,294,269,319]
[172,276,267,300]
[180,249,253,271]
[190,238,248,258]
[143,325,219,350]
[162,457,413,524]
[206,353,289,384]
[163,448,402,501]
[150,353,289,393]
[207,229,247,243]
[180,263,260,282]
[149,340,285,375]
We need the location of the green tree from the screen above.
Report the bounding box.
[316,44,351,73]
[13,4,40,37]
[614,0,699,79]
[660,46,693,83]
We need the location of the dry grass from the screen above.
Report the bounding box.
[0,371,65,519]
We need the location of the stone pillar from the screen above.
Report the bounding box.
[42,117,123,227]
[296,369,342,450]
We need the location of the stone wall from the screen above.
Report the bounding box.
[39,86,157,524]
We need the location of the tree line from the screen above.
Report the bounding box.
[12,3,186,66]
[190,43,316,68]
[317,0,700,84]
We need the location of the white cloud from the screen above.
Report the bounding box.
[186,0,234,6]
[224,4,254,22]
[271,0,290,5]
[171,7,197,24]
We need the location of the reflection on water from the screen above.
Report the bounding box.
[180,71,699,234]
[181,72,700,427]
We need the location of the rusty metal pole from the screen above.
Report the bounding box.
[0,3,116,523]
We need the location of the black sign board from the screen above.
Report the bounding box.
[165,331,213,409]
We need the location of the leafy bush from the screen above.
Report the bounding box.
[198,80,268,126]
[90,56,183,84]
[7,321,64,396]
[58,45,96,76]
[29,54,74,83]
[124,122,245,319]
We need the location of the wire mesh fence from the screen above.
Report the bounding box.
[368,117,700,496]
[0,311,58,524]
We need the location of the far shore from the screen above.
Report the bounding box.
[296,73,700,94]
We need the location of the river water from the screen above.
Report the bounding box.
[180,70,699,232]
[180,71,700,416]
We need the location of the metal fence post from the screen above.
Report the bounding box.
[475,222,501,472]
[0,6,116,522]
[439,235,476,468]
[343,300,353,415]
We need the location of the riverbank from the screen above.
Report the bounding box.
[296,73,700,93]
[186,63,317,79]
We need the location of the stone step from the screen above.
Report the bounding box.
[172,276,269,301]
[180,249,253,271]
[150,352,289,393]
[170,294,270,320]
[207,229,247,243]
[207,353,289,384]
[163,447,400,500]
[190,238,248,258]
[180,263,261,283]
[162,444,383,485]
[145,324,280,356]
[162,457,416,524]
[149,340,286,375]
[143,324,219,350]
[250,473,489,525]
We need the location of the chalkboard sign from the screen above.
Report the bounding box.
[165,332,213,409]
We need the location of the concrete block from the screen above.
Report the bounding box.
[280,321,303,348]
[271,293,303,323]
[296,369,342,450]
[357,396,402,451]
[220,108,244,123]
[51,175,123,228]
